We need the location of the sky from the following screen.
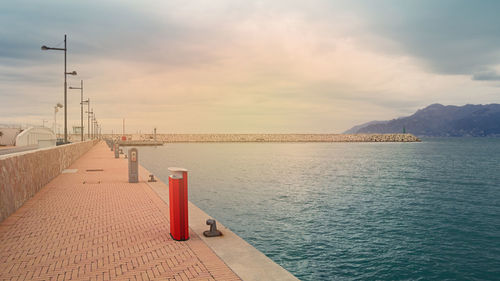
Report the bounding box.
[1,0,500,133]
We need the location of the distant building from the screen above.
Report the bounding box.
[73,126,83,134]
[15,127,56,147]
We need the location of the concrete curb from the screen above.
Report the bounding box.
[138,165,299,281]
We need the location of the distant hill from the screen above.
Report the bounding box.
[343,120,389,134]
[345,103,500,137]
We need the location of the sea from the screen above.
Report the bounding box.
[135,138,500,281]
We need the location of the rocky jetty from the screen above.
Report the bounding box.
[104,133,421,143]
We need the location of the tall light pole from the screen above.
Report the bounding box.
[93,117,98,139]
[82,98,89,140]
[54,103,63,137]
[84,99,90,139]
[42,34,77,144]
[69,80,84,142]
[87,109,94,138]
[92,113,96,139]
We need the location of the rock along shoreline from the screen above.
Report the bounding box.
[109,133,421,143]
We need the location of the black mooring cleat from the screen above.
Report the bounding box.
[148,174,157,182]
[203,219,222,237]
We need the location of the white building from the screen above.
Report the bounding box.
[15,127,57,148]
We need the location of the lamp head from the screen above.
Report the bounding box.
[41,45,49,50]
[69,71,77,75]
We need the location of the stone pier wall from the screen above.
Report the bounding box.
[0,140,99,222]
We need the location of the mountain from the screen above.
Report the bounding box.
[345,103,500,137]
[343,120,389,134]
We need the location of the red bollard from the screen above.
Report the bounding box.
[168,167,189,241]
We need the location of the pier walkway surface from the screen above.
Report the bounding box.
[0,142,241,281]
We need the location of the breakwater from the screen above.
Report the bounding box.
[103,133,421,143]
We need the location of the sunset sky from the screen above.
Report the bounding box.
[1,0,499,133]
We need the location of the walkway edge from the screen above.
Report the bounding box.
[138,165,299,281]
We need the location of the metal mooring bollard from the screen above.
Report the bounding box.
[168,167,189,241]
[148,174,157,182]
[114,144,119,158]
[203,219,222,237]
[128,148,138,183]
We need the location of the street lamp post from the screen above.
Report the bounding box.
[84,99,90,139]
[94,118,98,139]
[69,80,84,142]
[42,34,77,144]
[91,111,96,139]
[53,103,63,138]
[86,110,94,139]
[82,98,89,140]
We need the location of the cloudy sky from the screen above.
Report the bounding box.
[1,0,499,133]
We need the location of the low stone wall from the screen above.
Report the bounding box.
[0,140,98,222]
[104,133,421,142]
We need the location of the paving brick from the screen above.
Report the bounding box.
[0,143,240,281]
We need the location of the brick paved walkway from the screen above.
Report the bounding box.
[0,142,241,281]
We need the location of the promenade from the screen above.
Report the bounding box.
[0,142,240,281]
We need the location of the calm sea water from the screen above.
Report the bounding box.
[136,138,500,281]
